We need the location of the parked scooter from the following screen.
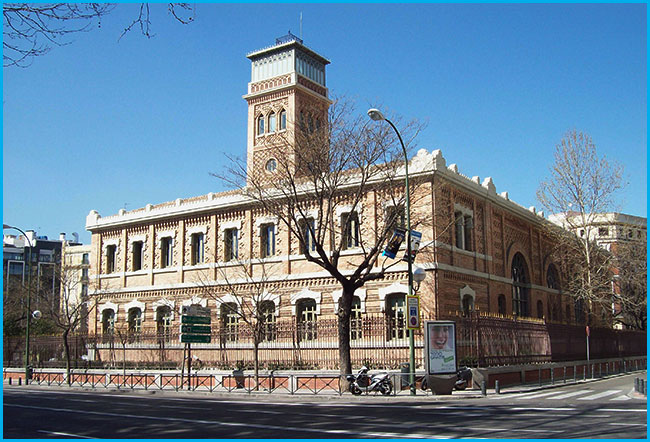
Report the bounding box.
[421,366,473,391]
[346,366,393,395]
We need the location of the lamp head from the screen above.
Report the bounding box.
[32,310,42,320]
[412,266,427,292]
[367,108,385,121]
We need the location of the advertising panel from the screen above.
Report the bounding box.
[424,320,457,375]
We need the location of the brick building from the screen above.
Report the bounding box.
[85,35,594,367]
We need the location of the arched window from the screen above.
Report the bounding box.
[102,309,115,342]
[546,264,560,290]
[511,253,529,317]
[259,300,276,342]
[574,299,585,324]
[497,294,506,315]
[221,302,238,342]
[386,294,406,340]
[297,299,317,341]
[268,112,276,133]
[462,295,474,316]
[537,300,544,319]
[128,307,142,342]
[257,115,265,135]
[156,306,172,343]
[341,211,360,250]
[279,110,287,130]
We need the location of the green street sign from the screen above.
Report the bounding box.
[180,324,211,334]
[180,334,211,344]
[181,315,211,324]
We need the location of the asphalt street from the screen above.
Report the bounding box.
[3,372,646,439]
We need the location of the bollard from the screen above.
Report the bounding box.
[8,378,11,385]
[495,380,500,395]
[599,364,602,378]
[551,368,554,385]
[538,368,542,387]
[640,379,646,396]
[573,365,577,383]
[591,364,595,379]
[481,380,487,396]
[583,365,586,381]
[563,366,567,384]
[634,377,639,393]
[18,377,21,386]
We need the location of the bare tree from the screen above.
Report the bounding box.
[612,241,647,330]
[195,261,281,390]
[217,98,426,376]
[3,3,194,67]
[36,258,105,384]
[537,129,625,324]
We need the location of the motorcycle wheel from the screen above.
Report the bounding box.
[455,381,467,391]
[380,381,393,395]
[350,385,362,396]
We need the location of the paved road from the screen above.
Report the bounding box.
[3,373,646,439]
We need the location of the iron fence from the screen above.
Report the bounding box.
[4,313,646,370]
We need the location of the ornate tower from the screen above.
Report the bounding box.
[243,33,331,180]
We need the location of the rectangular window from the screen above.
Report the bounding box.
[463,215,473,251]
[224,228,238,262]
[132,241,143,271]
[385,205,405,233]
[350,297,363,340]
[82,253,89,265]
[260,224,276,258]
[81,283,88,298]
[341,212,360,250]
[161,237,173,268]
[299,218,316,254]
[598,227,609,237]
[454,212,464,249]
[191,232,205,265]
[106,245,117,273]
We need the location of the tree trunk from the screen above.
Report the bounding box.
[337,285,355,378]
[63,329,71,385]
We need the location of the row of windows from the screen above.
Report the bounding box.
[104,210,373,272]
[257,110,287,136]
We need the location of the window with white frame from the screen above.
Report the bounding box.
[454,211,474,251]
[350,296,363,340]
[279,110,287,130]
[386,294,406,340]
[132,241,143,271]
[260,223,276,258]
[156,306,172,343]
[259,300,276,342]
[161,237,173,268]
[106,245,117,273]
[102,309,115,342]
[221,302,238,342]
[296,299,317,341]
[128,307,142,342]
[257,114,265,135]
[341,211,360,250]
[224,228,238,261]
[191,232,205,265]
[268,112,276,133]
[299,218,316,254]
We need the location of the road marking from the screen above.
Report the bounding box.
[610,395,631,401]
[577,390,622,401]
[599,408,647,413]
[608,423,647,427]
[545,390,592,400]
[4,403,446,439]
[37,430,96,439]
[516,391,566,400]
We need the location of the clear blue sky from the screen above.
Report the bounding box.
[3,3,647,244]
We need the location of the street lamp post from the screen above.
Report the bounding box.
[4,224,34,384]
[367,108,418,394]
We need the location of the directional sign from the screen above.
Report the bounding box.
[182,305,210,317]
[181,324,211,334]
[406,295,420,330]
[181,315,211,325]
[181,334,211,344]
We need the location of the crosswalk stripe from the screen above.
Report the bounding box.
[515,391,562,400]
[577,390,621,401]
[546,389,592,400]
[610,395,631,401]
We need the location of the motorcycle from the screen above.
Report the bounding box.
[420,366,473,391]
[346,366,393,395]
